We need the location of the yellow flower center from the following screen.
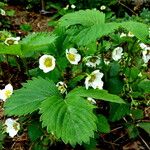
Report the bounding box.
[67,53,75,61]
[7,40,14,45]
[89,74,96,83]
[44,58,52,67]
[13,122,19,131]
[89,57,97,63]
[4,90,11,98]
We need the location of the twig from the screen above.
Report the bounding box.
[118,0,137,15]
[110,126,123,133]
[139,135,150,150]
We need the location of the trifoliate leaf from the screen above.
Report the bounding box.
[4,77,59,116]
[40,95,97,145]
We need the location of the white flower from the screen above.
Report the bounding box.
[87,97,96,104]
[85,70,104,90]
[85,56,101,68]
[56,81,67,94]
[112,47,123,61]
[0,84,13,102]
[127,32,134,37]
[120,33,127,38]
[100,5,106,10]
[142,49,150,63]
[139,43,150,51]
[64,5,69,10]
[4,37,20,46]
[71,4,76,9]
[0,8,6,16]
[5,118,20,138]
[120,32,134,38]
[39,54,56,73]
[66,48,81,65]
[104,59,110,65]
[139,43,150,63]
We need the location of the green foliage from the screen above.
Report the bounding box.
[0,43,22,56]
[21,32,57,57]
[59,9,105,26]
[40,95,97,145]
[138,80,150,94]
[127,124,139,139]
[121,21,149,43]
[109,103,130,122]
[97,114,110,133]
[138,122,150,134]
[4,77,59,116]
[67,87,125,104]
[28,121,43,142]
[131,109,144,120]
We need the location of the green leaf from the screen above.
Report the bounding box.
[74,23,119,45]
[121,21,149,43]
[40,95,97,145]
[97,114,110,133]
[109,103,130,122]
[0,43,23,56]
[59,10,119,45]
[138,122,150,134]
[127,125,139,139]
[131,109,144,120]
[59,9,105,27]
[21,32,57,57]
[28,121,43,142]
[67,87,125,104]
[107,77,124,95]
[4,77,59,116]
[138,80,150,94]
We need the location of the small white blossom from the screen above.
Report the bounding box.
[39,54,56,73]
[0,84,13,102]
[120,32,134,38]
[87,97,96,104]
[112,47,123,61]
[71,4,76,9]
[64,5,69,10]
[66,48,81,65]
[85,56,101,68]
[139,43,150,63]
[56,81,67,94]
[120,33,127,38]
[85,70,104,90]
[100,5,106,10]
[104,59,110,65]
[4,37,20,46]
[0,8,6,16]
[138,72,142,77]
[5,118,20,138]
[127,32,134,37]
[142,49,150,63]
